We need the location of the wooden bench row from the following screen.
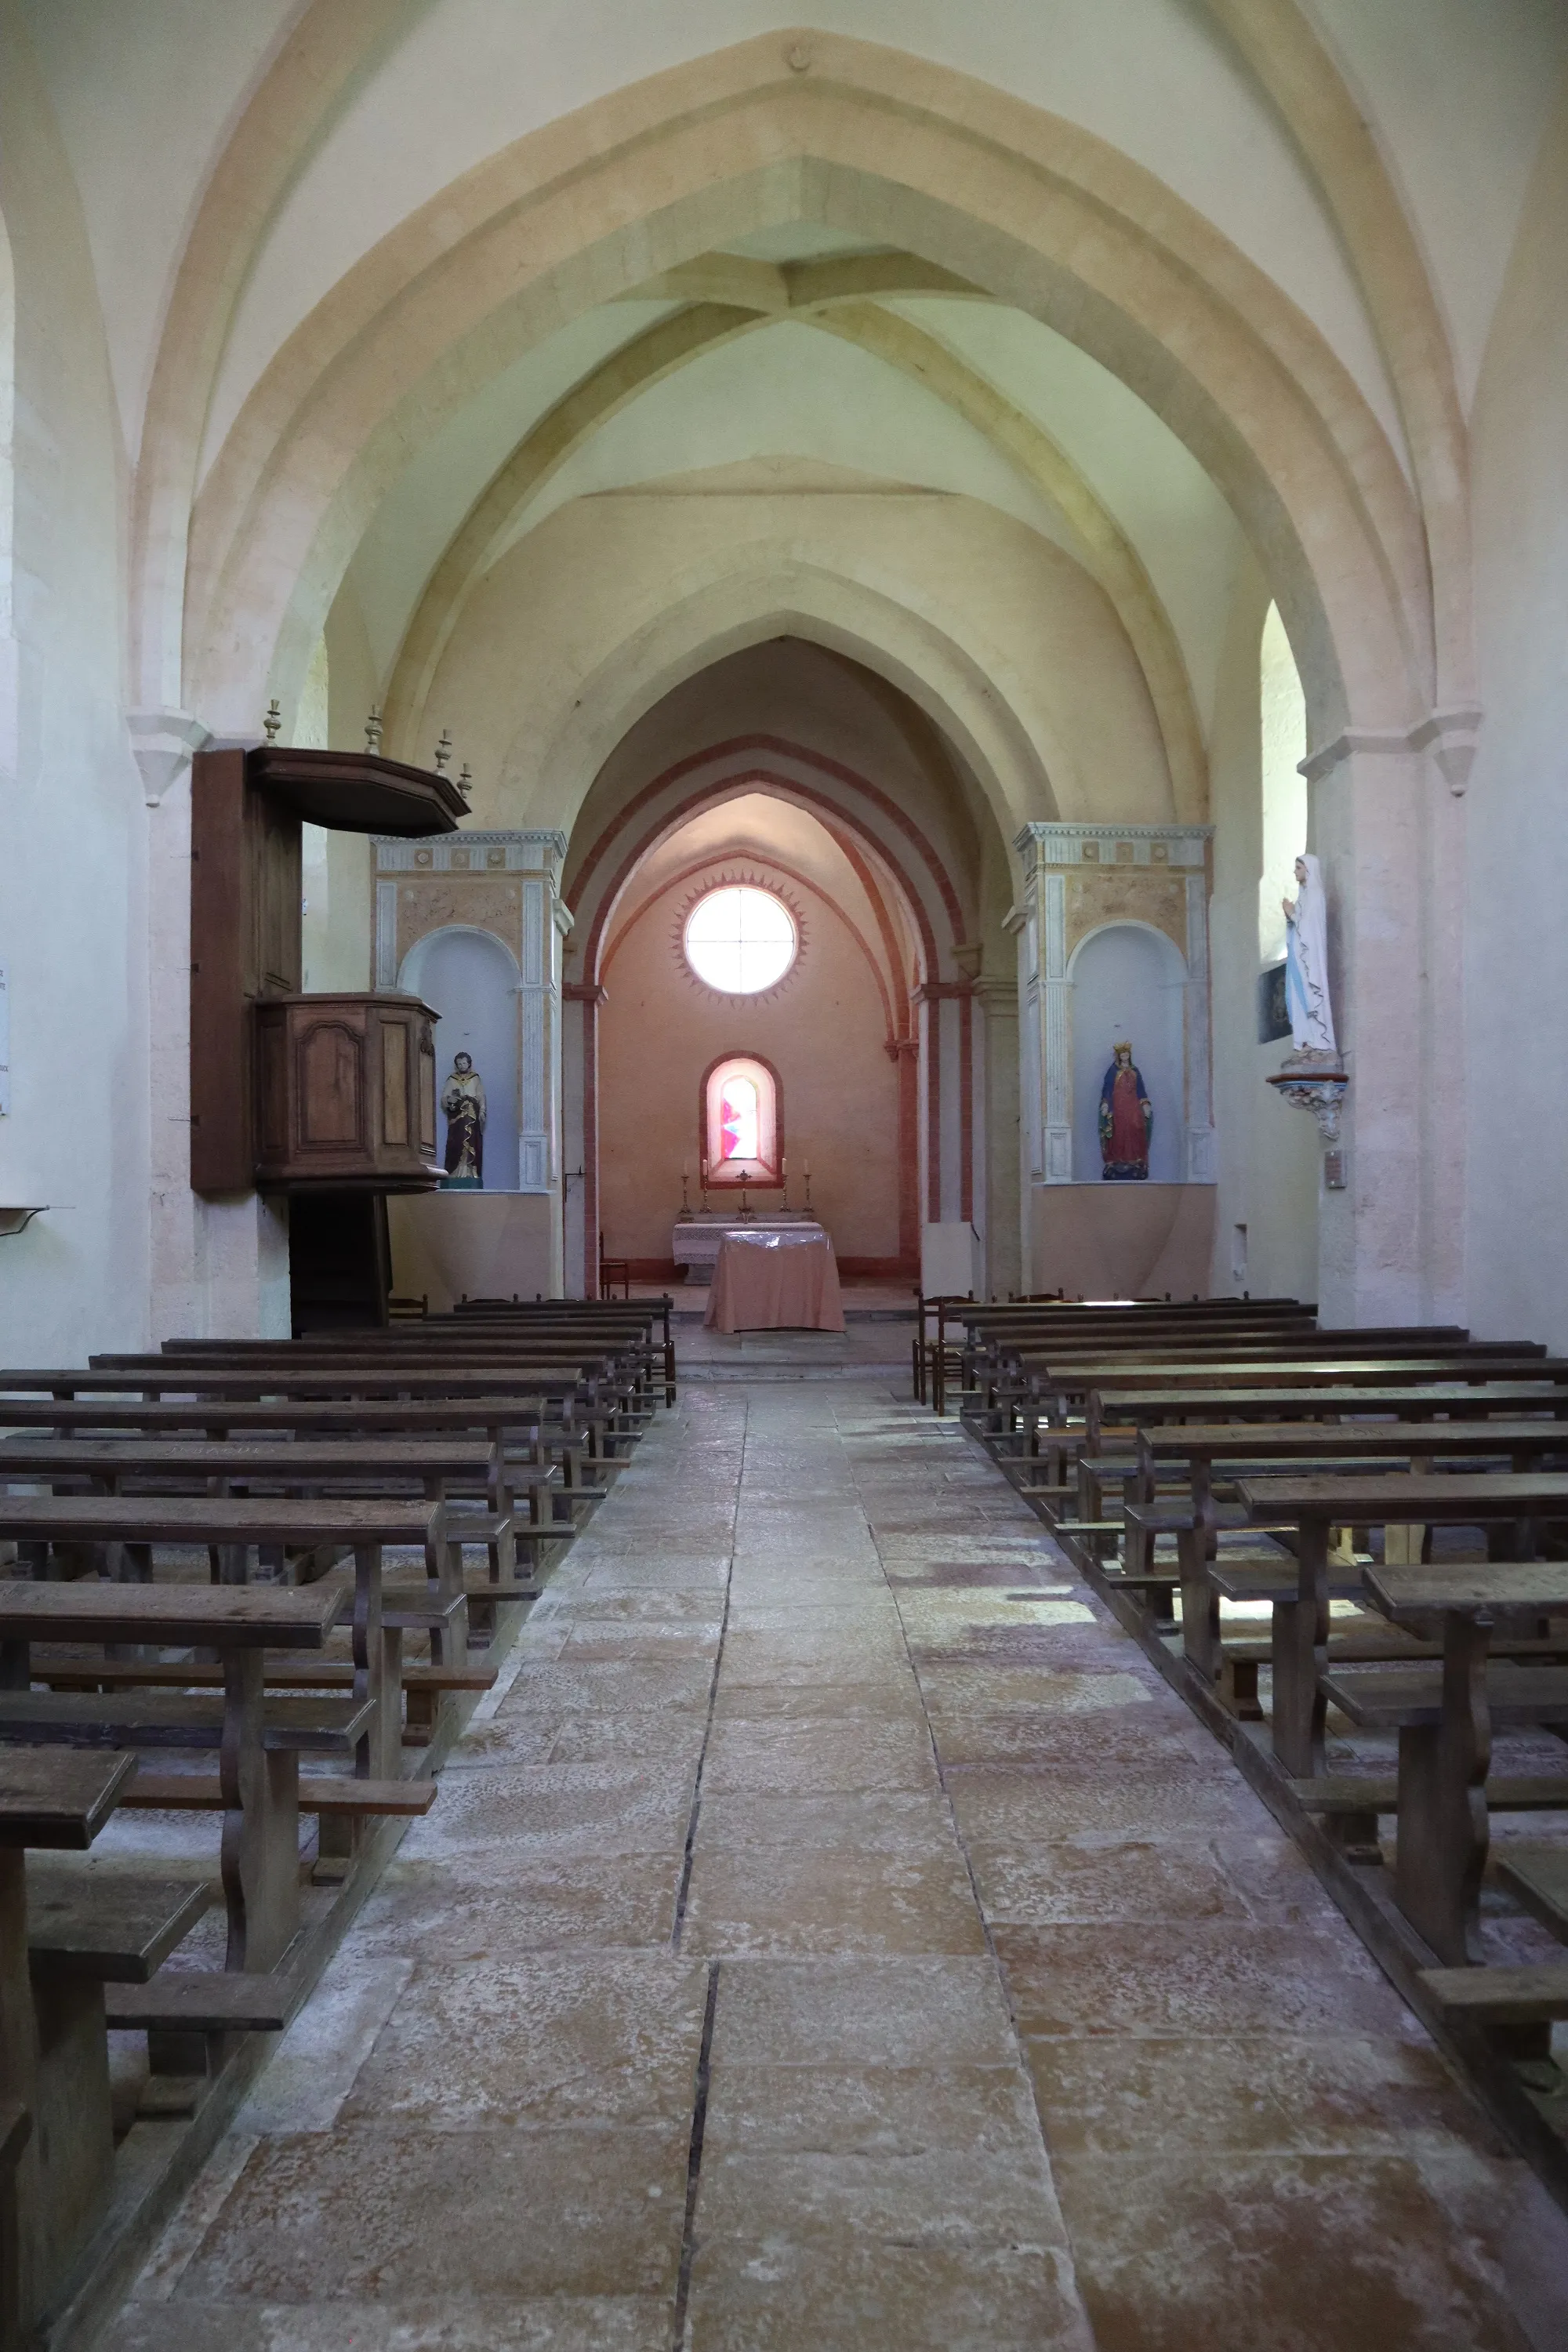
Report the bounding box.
[0,1298,669,2342]
[959,1296,1568,2107]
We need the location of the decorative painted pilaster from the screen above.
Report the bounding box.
[373,828,569,1199]
[563,982,607,1298]
[1014,822,1214,1192]
[1041,869,1072,1181]
[1183,872,1217,1181]
[971,975,1022,1304]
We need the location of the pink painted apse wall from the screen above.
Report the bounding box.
[597,864,904,1273]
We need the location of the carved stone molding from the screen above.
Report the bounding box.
[1298,706,1483,796]
[128,708,212,806]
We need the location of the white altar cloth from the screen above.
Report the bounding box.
[672,1214,826,1281]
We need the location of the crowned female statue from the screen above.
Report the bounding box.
[440,1051,486,1188]
[1099,1041,1152,1181]
[1282,852,1338,1061]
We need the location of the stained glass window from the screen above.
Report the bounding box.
[684,885,796,994]
[719,1075,759,1163]
[704,1055,779,1181]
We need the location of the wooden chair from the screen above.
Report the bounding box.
[598,1232,631,1301]
[913,1293,972,1414]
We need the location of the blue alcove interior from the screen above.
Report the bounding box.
[400,926,521,1190]
[1069,921,1187,1182]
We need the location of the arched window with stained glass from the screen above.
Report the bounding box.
[702,1054,781,1186]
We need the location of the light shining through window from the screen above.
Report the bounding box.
[719,1076,760,1162]
[684,885,796,994]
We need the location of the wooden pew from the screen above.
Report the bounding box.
[0,1395,604,1497]
[0,2100,28,2352]
[1348,1562,1568,1970]
[0,1576,372,1973]
[1123,1421,1568,1698]
[0,1748,161,2335]
[0,1432,574,1580]
[0,1364,652,1483]
[1232,1472,1568,1777]
[0,1487,456,1745]
[959,1316,1507,1427]
[1013,1350,1565,1457]
[1015,1379,1568,1513]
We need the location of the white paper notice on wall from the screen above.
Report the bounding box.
[0,964,9,1114]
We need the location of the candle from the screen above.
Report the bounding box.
[782,1156,787,1176]
[683,1159,690,1178]
[804,1159,811,1178]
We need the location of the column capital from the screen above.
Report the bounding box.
[1299,705,1483,794]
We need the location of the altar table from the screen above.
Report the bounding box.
[673,1213,823,1281]
[705,1230,845,1334]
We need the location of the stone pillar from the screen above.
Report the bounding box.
[913,982,976,1225]
[1301,721,1470,1326]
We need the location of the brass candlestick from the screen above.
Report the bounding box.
[699,1163,710,1214]
[679,1170,691,1217]
[804,1168,814,1215]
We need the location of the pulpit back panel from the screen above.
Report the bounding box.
[190,749,303,1192]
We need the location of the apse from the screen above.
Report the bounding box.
[591,789,913,1282]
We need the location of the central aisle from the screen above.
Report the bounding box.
[107,1382,1568,2350]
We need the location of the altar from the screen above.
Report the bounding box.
[671,1210,826,1282]
[704,1226,845,1334]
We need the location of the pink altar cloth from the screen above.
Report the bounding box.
[704,1230,846,1333]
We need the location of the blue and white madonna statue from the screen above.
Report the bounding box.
[1281,853,1338,1062]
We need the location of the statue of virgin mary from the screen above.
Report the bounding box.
[1282,853,1338,1061]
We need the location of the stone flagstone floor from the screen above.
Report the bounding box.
[101,1381,1568,2350]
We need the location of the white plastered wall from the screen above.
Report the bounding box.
[1205,557,1319,1306]
[0,27,154,1359]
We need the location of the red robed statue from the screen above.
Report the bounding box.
[1099,1041,1152,1181]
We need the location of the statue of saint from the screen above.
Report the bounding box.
[1100,1041,1152,1181]
[440,1051,486,1187]
[1282,852,1338,1061]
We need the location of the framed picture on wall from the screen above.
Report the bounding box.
[1258,960,1290,1044]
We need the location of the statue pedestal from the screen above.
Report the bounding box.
[387,1191,557,1308]
[1029,1182,1215,1299]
